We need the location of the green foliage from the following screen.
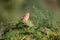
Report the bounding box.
[0,0,60,40]
[0,19,60,40]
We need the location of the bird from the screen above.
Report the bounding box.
[22,12,30,21]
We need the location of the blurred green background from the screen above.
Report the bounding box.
[0,0,60,28]
[0,0,58,22]
[0,0,60,40]
[0,0,60,31]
